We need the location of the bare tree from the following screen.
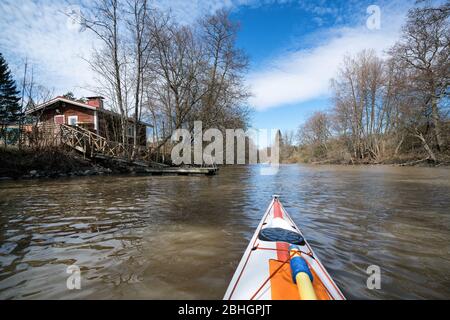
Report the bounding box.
[80,4,250,163]
[195,9,250,130]
[298,112,331,149]
[149,19,209,150]
[295,2,449,164]
[126,0,155,157]
[389,1,450,151]
[331,50,388,160]
[83,0,129,146]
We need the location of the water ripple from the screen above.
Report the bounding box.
[0,165,449,299]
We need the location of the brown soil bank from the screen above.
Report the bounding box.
[0,147,116,180]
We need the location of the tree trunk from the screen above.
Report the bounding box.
[394,135,404,157]
[430,94,443,151]
[415,131,437,162]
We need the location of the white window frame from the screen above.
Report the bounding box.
[54,115,65,125]
[67,115,78,126]
[94,111,99,132]
[127,125,135,138]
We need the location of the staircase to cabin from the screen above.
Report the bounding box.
[59,124,162,168]
[59,124,218,174]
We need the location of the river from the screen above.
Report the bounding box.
[0,165,449,299]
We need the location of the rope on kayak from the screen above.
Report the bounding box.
[227,246,255,300]
[248,246,330,300]
[249,250,299,300]
[227,201,277,300]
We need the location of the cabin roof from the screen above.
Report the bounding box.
[25,96,98,114]
[26,96,152,127]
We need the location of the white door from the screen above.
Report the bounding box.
[68,115,78,126]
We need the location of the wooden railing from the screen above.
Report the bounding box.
[60,124,150,164]
[59,124,217,170]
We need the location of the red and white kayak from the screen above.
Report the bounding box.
[224,196,345,300]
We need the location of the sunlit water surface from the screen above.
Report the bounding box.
[0,165,449,299]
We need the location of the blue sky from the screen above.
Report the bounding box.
[0,0,416,133]
[230,0,412,132]
[232,3,337,131]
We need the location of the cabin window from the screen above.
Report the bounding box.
[68,115,78,126]
[127,125,135,137]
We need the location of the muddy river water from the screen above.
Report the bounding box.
[0,165,449,299]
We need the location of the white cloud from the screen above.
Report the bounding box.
[0,0,246,97]
[0,0,99,97]
[0,0,412,105]
[0,0,291,98]
[247,3,411,110]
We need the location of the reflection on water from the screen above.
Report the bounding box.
[0,165,449,299]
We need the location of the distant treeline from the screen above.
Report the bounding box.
[287,2,449,165]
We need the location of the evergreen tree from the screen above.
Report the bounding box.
[0,53,21,124]
[63,92,75,100]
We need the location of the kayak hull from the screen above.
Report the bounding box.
[224,197,345,300]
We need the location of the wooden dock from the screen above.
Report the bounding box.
[143,167,218,176]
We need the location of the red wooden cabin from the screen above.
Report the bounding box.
[25,96,150,146]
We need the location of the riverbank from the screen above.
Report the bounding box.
[308,158,450,167]
[287,153,450,167]
[0,147,121,180]
[0,147,217,180]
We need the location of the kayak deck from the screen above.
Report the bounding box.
[224,196,345,300]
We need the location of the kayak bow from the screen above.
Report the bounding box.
[224,196,345,300]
